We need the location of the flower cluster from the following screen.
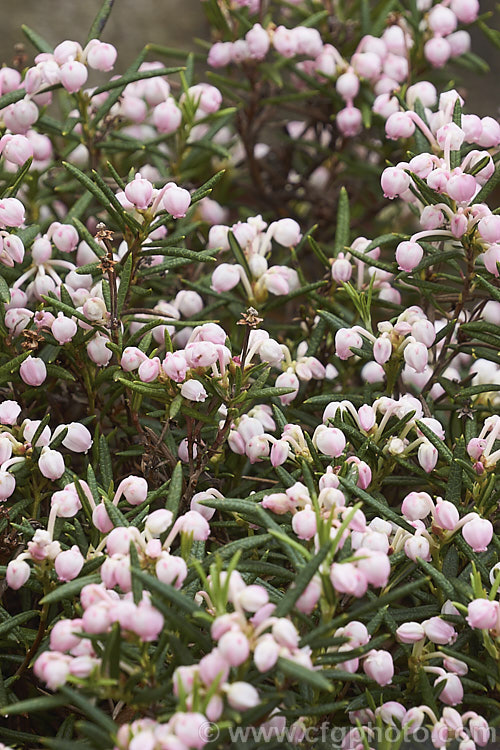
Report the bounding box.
[207,2,481,138]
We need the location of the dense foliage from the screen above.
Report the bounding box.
[0,0,499,748]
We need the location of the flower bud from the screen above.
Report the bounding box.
[51,312,77,344]
[336,71,360,101]
[424,36,451,67]
[447,173,477,203]
[38,447,65,480]
[237,584,269,613]
[275,371,299,405]
[51,487,82,517]
[337,106,362,137]
[468,715,490,746]
[55,546,84,581]
[124,174,153,210]
[0,134,33,166]
[428,4,457,35]
[6,558,30,590]
[396,622,425,643]
[20,356,47,386]
[162,184,191,218]
[385,112,415,140]
[422,617,456,645]
[60,61,88,93]
[138,357,160,383]
[87,334,112,365]
[58,422,93,453]
[466,599,499,630]
[404,341,428,373]
[462,517,493,551]
[254,635,280,673]
[363,650,394,686]
[271,218,302,246]
[0,400,21,425]
[218,628,250,666]
[313,425,346,457]
[292,507,317,540]
[355,548,390,587]
[434,673,463,706]
[50,618,83,651]
[198,648,230,687]
[0,197,25,227]
[450,0,479,23]
[176,510,210,540]
[381,167,410,199]
[433,499,459,530]
[130,602,164,641]
[478,214,500,244]
[208,41,234,67]
[404,533,431,562]
[86,41,117,71]
[331,254,352,283]
[335,327,362,359]
[119,476,148,506]
[155,553,188,589]
[396,241,423,272]
[418,442,438,473]
[162,351,188,383]
[226,681,260,711]
[92,502,113,533]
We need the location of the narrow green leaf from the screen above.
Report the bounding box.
[450,99,463,170]
[21,24,53,53]
[59,686,116,732]
[246,386,295,400]
[129,542,143,605]
[334,187,350,255]
[66,192,94,222]
[114,377,167,399]
[278,657,333,692]
[337,477,413,532]
[86,0,115,44]
[478,20,500,50]
[474,165,500,204]
[101,621,121,681]
[191,169,226,203]
[415,420,453,463]
[0,276,10,304]
[103,499,129,527]
[2,158,33,199]
[308,235,330,266]
[92,66,184,97]
[116,254,133,314]
[457,383,500,398]
[62,163,112,221]
[417,557,454,599]
[227,230,252,280]
[40,574,101,604]
[0,695,67,716]
[475,274,500,304]
[346,242,395,274]
[166,462,183,516]
[99,434,113,489]
[134,569,201,615]
[0,609,39,637]
[0,89,26,111]
[274,541,332,617]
